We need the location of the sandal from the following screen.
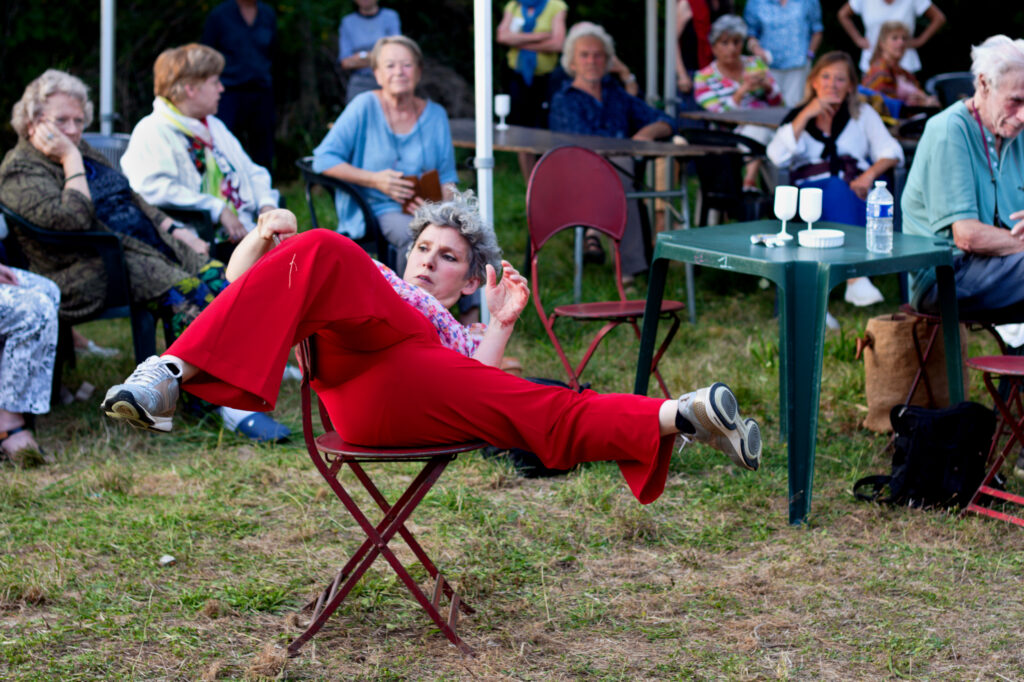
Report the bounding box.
[583,233,606,265]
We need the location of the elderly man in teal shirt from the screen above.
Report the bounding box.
[903,35,1024,320]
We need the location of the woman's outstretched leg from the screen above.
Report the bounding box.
[101,230,438,431]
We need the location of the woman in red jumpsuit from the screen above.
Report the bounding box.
[102,193,761,504]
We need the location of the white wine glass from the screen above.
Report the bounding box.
[799,187,822,230]
[774,185,798,241]
[494,94,511,131]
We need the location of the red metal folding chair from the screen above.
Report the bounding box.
[527,146,685,398]
[961,355,1024,527]
[287,337,484,656]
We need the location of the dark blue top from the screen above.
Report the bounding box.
[84,159,176,259]
[549,76,674,139]
[201,1,277,89]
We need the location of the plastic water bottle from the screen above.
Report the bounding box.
[866,180,894,254]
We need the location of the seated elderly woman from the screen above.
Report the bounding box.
[549,21,675,280]
[0,264,58,464]
[0,69,289,443]
[313,35,458,276]
[120,43,281,261]
[694,14,783,190]
[767,51,904,309]
[102,193,763,504]
[862,21,940,108]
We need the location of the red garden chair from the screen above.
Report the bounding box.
[527,146,685,398]
[287,336,483,656]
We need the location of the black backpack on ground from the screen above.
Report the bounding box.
[853,402,997,509]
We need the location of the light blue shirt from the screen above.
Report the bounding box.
[744,0,823,71]
[312,91,458,238]
[902,102,1024,298]
[339,9,401,79]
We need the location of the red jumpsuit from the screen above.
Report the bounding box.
[166,230,675,503]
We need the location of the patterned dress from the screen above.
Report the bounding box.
[0,268,59,414]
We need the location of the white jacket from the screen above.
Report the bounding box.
[121,98,279,231]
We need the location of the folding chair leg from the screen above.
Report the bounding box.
[349,461,474,617]
[288,457,474,657]
[629,314,681,399]
[961,373,1024,526]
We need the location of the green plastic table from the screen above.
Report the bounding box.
[633,220,963,525]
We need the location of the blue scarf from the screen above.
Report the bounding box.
[515,0,549,86]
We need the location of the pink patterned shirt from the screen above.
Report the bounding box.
[374,260,482,357]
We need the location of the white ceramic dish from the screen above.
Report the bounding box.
[797,228,844,248]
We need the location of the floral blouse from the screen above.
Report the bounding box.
[694,57,782,112]
[374,260,482,357]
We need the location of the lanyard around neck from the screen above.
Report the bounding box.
[969,100,1002,227]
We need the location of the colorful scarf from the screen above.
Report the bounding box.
[515,0,549,86]
[157,97,244,223]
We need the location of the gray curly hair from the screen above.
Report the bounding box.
[11,69,93,139]
[408,190,502,281]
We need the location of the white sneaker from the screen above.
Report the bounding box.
[100,356,181,432]
[677,383,761,470]
[826,312,841,331]
[844,277,884,307]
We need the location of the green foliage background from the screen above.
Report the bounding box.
[0,0,1021,178]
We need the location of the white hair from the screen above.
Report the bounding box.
[709,15,748,46]
[560,22,616,77]
[11,69,93,139]
[971,35,1024,92]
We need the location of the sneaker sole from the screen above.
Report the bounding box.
[101,390,173,433]
[701,383,762,471]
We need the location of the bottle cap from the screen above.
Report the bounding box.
[874,180,886,187]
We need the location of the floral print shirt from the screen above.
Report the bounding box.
[694,57,783,112]
[374,260,482,357]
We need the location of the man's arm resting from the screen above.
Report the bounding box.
[952,218,1024,257]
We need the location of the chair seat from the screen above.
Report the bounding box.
[317,431,486,459]
[967,355,1024,376]
[553,298,685,320]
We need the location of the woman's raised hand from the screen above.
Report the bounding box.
[374,169,416,202]
[29,119,79,164]
[256,208,298,242]
[484,260,529,328]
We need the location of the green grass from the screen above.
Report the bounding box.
[2,151,1024,680]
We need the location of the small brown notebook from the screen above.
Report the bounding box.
[401,169,442,214]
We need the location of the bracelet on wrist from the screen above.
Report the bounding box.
[64,171,85,184]
[626,73,637,83]
[166,222,182,235]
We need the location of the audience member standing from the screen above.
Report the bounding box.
[675,0,713,116]
[838,0,946,75]
[201,0,278,170]
[339,0,401,104]
[496,0,568,180]
[743,0,823,107]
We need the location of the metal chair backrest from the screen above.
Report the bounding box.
[294,156,394,270]
[82,132,131,168]
[526,146,627,252]
[0,200,157,362]
[924,72,974,107]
